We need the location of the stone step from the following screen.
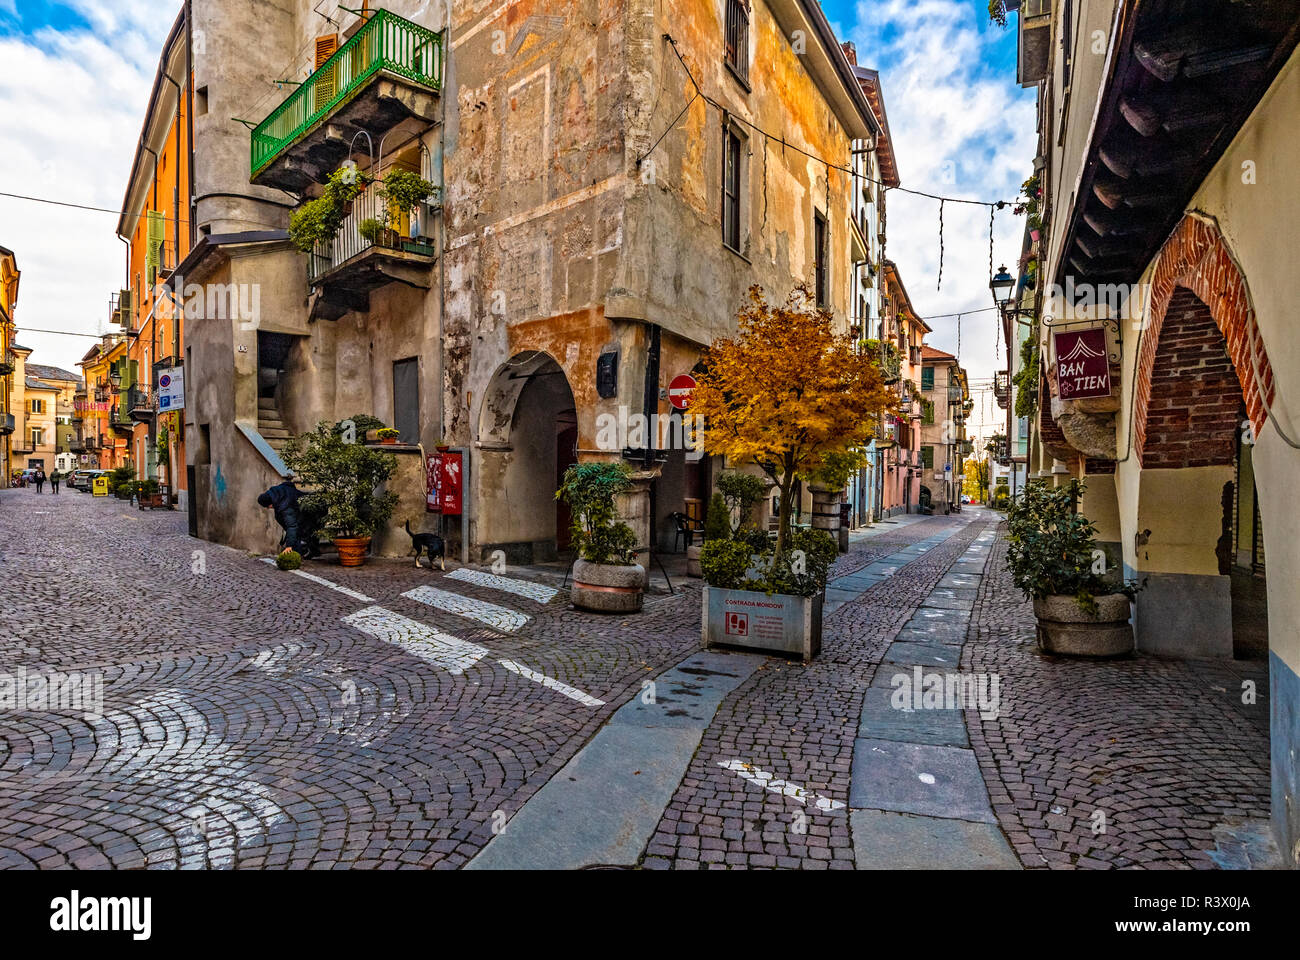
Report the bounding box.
[259,426,291,439]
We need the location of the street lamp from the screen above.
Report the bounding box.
[990,265,1015,307]
[108,369,122,389]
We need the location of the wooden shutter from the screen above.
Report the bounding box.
[313,33,339,113]
[145,211,165,282]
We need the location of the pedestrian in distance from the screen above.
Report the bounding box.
[33,468,45,493]
[50,469,60,494]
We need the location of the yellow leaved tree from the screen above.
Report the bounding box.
[691,285,895,556]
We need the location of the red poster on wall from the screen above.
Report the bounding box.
[427,450,463,514]
[426,452,441,513]
[1054,328,1112,400]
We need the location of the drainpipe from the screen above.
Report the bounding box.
[185,0,195,249]
[162,72,182,363]
[641,322,661,552]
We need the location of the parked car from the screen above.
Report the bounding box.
[71,469,108,491]
[961,494,972,505]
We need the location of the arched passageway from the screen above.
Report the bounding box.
[476,351,577,562]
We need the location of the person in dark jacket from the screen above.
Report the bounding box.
[257,479,320,558]
[49,469,61,494]
[33,468,45,493]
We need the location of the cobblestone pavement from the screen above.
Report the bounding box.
[0,486,703,869]
[644,514,989,869]
[0,487,1274,869]
[963,525,1273,870]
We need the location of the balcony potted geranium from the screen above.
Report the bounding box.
[1006,480,1138,656]
[556,461,645,612]
[283,420,398,567]
[691,285,894,660]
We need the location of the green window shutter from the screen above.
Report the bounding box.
[921,366,935,391]
[146,211,164,282]
[921,445,934,470]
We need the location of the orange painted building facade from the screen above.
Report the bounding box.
[114,10,192,500]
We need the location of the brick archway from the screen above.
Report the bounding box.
[1135,214,1275,464]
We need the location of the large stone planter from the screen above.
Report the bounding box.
[1033,593,1133,657]
[686,544,702,578]
[702,585,822,662]
[571,558,645,613]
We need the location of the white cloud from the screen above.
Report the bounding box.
[849,0,1038,445]
[0,2,177,372]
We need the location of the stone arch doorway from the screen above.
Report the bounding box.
[1131,217,1275,661]
[476,351,577,563]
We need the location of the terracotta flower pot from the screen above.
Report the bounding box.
[333,536,371,567]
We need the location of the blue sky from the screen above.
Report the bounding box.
[0,0,1036,444]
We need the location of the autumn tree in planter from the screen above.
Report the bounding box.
[556,461,645,612]
[691,285,894,659]
[282,420,399,567]
[691,285,894,556]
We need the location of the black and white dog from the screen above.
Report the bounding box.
[405,520,446,570]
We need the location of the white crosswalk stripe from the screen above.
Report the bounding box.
[445,568,558,604]
[498,660,604,707]
[401,585,530,632]
[342,605,489,674]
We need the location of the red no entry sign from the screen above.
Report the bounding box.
[668,374,696,411]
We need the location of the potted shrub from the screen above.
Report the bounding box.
[699,528,836,661]
[282,420,399,567]
[807,449,864,552]
[556,461,644,612]
[688,472,767,577]
[379,168,437,240]
[275,549,303,571]
[288,165,372,253]
[691,285,894,659]
[688,492,729,578]
[1006,480,1138,656]
[376,427,401,445]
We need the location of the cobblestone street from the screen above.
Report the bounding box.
[0,486,1274,869]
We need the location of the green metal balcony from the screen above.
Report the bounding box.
[250,11,443,191]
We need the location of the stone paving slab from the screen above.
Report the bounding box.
[467,650,763,869]
[857,684,969,747]
[850,738,997,824]
[850,809,1019,869]
[611,650,764,730]
[920,594,976,612]
[881,642,964,667]
[465,723,702,870]
[894,622,968,645]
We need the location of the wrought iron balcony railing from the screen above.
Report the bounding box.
[250,10,444,178]
[993,371,1010,408]
[307,178,438,284]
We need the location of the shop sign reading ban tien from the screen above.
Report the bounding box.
[1054,328,1112,400]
